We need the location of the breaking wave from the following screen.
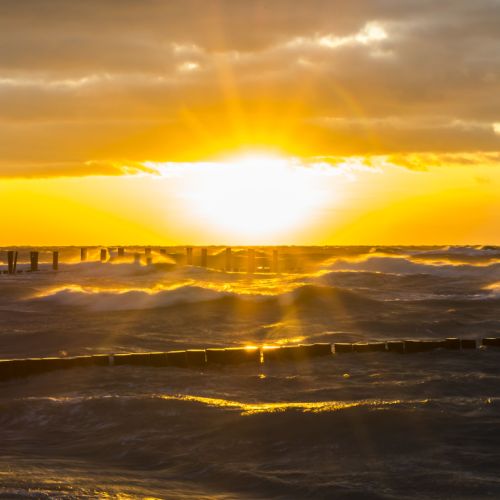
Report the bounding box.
[30,283,379,312]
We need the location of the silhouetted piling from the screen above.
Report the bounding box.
[90,354,113,366]
[404,340,423,353]
[247,248,255,273]
[113,353,142,366]
[186,247,193,265]
[166,350,188,367]
[100,248,107,262]
[65,356,97,368]
[461,339,476,349]
[225,247,232,271]
[118,248,125,258]
[420,340,445,351]
[303,343,332,356]
[263,344,331,362]
[205,348,227,364]
[52,251,59,270]
[80,248,87,261]
[386,341,405,353]
[201,248,208,267]
[334,343,353,354]
[145,248,152,265]
[444,338,461,350]
[367,342,386,352]
[226,347,261,364]
[148,352,169,366]
[206,347,260,365]
[134,253,141,264]
[482,338,500,347]
[272,249,279,273]
[352,343,385,353]
[29,251,39,272]
[113,352,167,367]
[7,250,16,274]
[186,349,206,366]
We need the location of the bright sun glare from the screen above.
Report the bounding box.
[182,153,325,240]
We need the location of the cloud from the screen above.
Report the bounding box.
[1,152,499,180]
[385,152,500,171]
[0,0,499,177]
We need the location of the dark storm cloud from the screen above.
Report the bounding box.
[0,0,499,176]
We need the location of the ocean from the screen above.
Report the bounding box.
[1,246,500,499]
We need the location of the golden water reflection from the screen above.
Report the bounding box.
[31,276,306,299]
[159,394,428,416]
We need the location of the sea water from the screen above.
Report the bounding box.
[1,246,499,498]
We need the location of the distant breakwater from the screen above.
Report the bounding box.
[0,246,309,274]
[2,338,500,382]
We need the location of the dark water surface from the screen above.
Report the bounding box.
[1,246,499,498]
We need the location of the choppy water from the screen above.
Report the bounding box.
[1,246,500,498]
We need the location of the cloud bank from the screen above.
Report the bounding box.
[0,0,499,177]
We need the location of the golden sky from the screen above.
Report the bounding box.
[0,1,499,244]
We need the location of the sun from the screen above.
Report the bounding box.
[181,152,326,242]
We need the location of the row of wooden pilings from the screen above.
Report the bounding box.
[81,246,276,272]
[2,247,281,274]
[3,250,59,274]
[1,337,499,382]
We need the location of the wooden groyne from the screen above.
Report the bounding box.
[1,338,499,382]
[1,247,291,274]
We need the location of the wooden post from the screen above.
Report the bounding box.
[80,248,87,261]
[118,248,125,258]
[52,251,59,271]
[30,251,39,272]
[100,248,107,262]
[7,251,15,274]
[225,247,232,271]
[272,249,279,273]
[201,248,208,267]
[247,248,255,274]
[186,247,193,265]
[134,253,141,264]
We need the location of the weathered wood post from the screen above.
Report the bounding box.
[272,249,279,273]
[52,251,59,271]
[145,247,152,265]
[30,251,39,272]
[100,248,107,262]
[247,248,255,274]
[186,247,193,265]
[80,248,87,261]
[7,251,15,274]
[225,247,232,271]
[201,248,208,267]
[118,248,125,258]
